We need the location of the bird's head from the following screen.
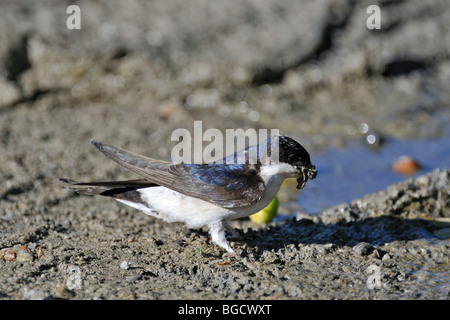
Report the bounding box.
[276,135,317,189]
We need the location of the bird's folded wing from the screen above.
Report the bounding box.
[91,140,265,208]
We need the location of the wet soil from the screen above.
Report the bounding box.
[1,0,449,300]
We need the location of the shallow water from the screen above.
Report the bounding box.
[297,136,450,215]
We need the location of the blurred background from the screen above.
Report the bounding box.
[1,0,449,215]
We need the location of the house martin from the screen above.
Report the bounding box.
[61,134,317,258]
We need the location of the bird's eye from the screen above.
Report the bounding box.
[288,154,298,163]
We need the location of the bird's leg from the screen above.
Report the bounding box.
[223,220,243,240]
[208,221,240,258]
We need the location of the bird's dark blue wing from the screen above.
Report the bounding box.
[90,141,265,208]
[168,162,265,207]
[183,163,259,191]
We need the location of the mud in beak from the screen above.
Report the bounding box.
[296,164,317,189]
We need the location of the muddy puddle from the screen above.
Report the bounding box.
[293,136,450,215]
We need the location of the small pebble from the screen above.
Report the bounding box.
[392,156,421,175]
[56,285,75,298]
[36,246,45,259]
[157,99,182,118]
[125,275,140,284]
[433,228,450,240]
[23,288,50,300]
[352,242,374,256]
[14,245,33,262]
[1,248,16,261]
[0,245,33,262]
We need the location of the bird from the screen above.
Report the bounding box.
[60,134,317,258]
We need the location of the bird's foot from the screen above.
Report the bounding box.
[209,221,242,259]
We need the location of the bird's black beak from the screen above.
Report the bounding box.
[295,163,317,189]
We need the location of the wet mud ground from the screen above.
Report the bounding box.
[1,1,449,299]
